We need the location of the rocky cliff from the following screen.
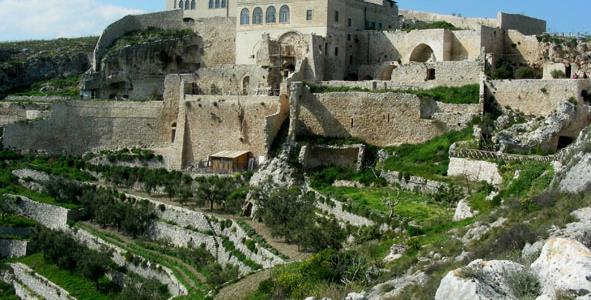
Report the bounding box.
[81,28,201,100]
[0,37,97,99]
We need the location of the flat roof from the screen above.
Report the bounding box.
[210,150,250,159]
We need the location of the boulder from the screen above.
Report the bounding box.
[453,198,475,221]
[531,237,591,298]
[435,260,526,300]
[344,292,367,300]
[521,240,545,261]
[551,207,591,247]
[462,218,507,244]
[367,272,427,300]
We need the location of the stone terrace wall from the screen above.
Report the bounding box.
[3,101,165,155]
[447,157,503,186]
[487,79,591,116]
[3,195,72,230]
[296,91,480,147]
[0,240,27,258]
[7,263,75,300]
[92,10,185,71]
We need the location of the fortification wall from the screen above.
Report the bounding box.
[497,12,546,35]
[185,65,276,96]
[3,195,73,230]
[296,91,480,146]
[93,10,185,71]
[0,240,27,258]
[3,101,164,155]
[447,157,502,186]
[390,61,481,86]
[8,263,75,300]
[487,79,591,116]
[0,102,51,126]
[400,10,497,31]
[181,95,287,165]
[503,30,543,65]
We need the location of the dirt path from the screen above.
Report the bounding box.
[214,269,272,300]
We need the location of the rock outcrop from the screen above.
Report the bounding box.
[453,198,476,221]
[435,260,528,300]
[554,125,591,193]
[531,237,591,298]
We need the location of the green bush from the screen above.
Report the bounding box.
[551,70,567,79]
[505,270,541,299]
[514,66,536,79]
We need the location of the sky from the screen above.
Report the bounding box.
[0,0,589,41]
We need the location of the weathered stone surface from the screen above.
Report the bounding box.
[462,218,507,244]
[551,207,591,247]
[531,238,591,298]
[448,157,503,186]
[345,292,367,300]
[521,240,545,261]
[383,244,407,263]
[2,195,75,230]
[553,124,591,193]
[381,170,448,194]
[435,260,526,300]
[367,272,427,300]
[453,198,475,221]
[6,263,75,300]
[0,240,28,259]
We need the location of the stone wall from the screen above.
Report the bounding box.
[0,102,50,127]
[176,94,288,167]
[390,61,481,86]
[299,144,365,171]
[296,91,480,147]
[0,240,28,258]
[73,228,188,297]
[503,30,543,65]
[400,10,497,31]
[2,195,74,230]
[380,170,447,194]
[447,157,503,186]
[191,17,237,67]
[7,263,75,300]
[184,65,277,96]
[487,79,591,116]
[3,101,165,155]
[497,12,546,35]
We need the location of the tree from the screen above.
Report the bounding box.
[80,251,111,289]
[195,176,233,211]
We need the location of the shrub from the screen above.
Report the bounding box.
[505,270,541,299]
[514,66,536,79]
[551,70,567,79]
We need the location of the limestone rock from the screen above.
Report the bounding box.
[344,292,367,300]
[521,240,545,261]
[553,124,591,193]
[453,198,475,221]
[462,218,507,244]
[383,244,407,263]
[531,238,591,298]
[11,169,50,183]
[551,207,591,247]
[367,272,427,300]
[559,153,591,194]
[435,259,526,300]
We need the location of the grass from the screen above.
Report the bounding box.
[0,280,19,300]
[319,186,452,229]
[0,37,97,64]
[402,21,459,31]
[11,75,80,97]
[382,128,473,179]
[0,213,37,228]
[15,253,113,300]
[307,84,480,105]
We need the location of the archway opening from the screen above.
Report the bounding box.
[379,65,397,80]
[557,136,574,150]
[410,44,436,63]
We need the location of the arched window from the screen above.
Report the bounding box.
[178,0,184,9]
[184,0,190,9]
[221,0,227,8]
[215,0,220,8]
[208,0,213,8]
[279,5,290,23]
[265,6,276,23]
[240,8,250,25]
[191,0,196,9]
[253,7,263,24]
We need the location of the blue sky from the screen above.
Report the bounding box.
[0,0,589,41]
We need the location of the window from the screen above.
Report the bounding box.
[427,68,436,80]
[334,47,338,56]
[240,8,249,24]
[334,11,339,23]
[349,56,353,64]
[266,6,276,23]
[253,7,263,24]
[279,5,290,23]
[208,0,213,8]
[306,9,313,21]
[347,34,351,41]
[191,0,196,9]
[348,18,352,27]
[215,0,220,8]
[185,0,190,9]
[221,0,227,8]
[179,0,184,9]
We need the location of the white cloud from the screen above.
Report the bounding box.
[0,0,144,41]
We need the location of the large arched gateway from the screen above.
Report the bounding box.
[409,44,436,63]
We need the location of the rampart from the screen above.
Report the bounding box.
[3,101,165,155]
[295,91,480,147]
[487,79,591,116]
[92,10,185,71]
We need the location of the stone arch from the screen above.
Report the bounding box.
[409,44,436,63]
[378,64,398,80]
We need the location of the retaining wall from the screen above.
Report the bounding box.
[447,157,503,186]
[0,240,28,258]
[3,195,76,230]
[7,263,75,300]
